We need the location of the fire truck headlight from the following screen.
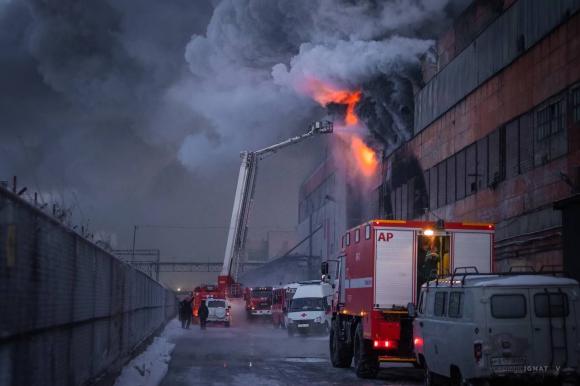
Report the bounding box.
[424,229,434,236]
[315,316,322,323]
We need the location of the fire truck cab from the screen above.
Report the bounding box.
[272,283,300,328]
[325,219,494,378]
[244,286,273,319]
[193,284,225,323]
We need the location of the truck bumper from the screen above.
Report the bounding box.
[378,355,417,364]
[249,309,272,316]
[288,322,328,335]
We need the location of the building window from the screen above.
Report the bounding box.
[537,101,564,139]
[345,232,350,246]
[423,170,430,211]
[466,143,477,195]
[456,149,466,199]
[476,137,488,191]
[401,183,408,220]
[437,162,446,207]
[446,155,456,204]
[429,167,438,209]
[535,98,566,166]
[573,87,580,123]
[488,128,505,188]
[407,177,416,219]
[505,118,520,179]
[355,229,360,243]
[519,112,534,174]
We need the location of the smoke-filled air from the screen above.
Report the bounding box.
[0,0,469,287]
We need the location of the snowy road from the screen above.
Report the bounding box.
[159,300,422,386]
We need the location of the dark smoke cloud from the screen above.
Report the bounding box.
[0,0,469,288]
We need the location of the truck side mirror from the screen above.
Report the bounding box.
[407,302,416,318]
[321,261,329,275]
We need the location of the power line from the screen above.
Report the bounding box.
[137,224,295,231]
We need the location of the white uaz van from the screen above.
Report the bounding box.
[206,298,231,327]
[287,281,332,336]
[413,272,580,386]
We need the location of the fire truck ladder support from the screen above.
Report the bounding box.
[220,121,333,288]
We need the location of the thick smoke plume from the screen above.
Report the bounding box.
[0,0,468,288]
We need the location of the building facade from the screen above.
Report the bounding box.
[296,154,347,263]
[381,0,580,275]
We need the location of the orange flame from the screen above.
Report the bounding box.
[301,78,378,178]
[351,136,378,177]
[301,79,362,127]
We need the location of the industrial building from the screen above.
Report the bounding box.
[299,0,580,278]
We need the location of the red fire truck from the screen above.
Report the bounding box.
[244,286,273,319]
[271,283,300,328]
[324,219,494,378]
[192,284,225,322]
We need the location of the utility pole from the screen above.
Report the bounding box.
[309,212,313,279]
[131,225,138,262]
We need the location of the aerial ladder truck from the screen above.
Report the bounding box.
[218,121,333,296]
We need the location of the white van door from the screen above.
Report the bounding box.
[528,287,578,371]
[485,289,532,375]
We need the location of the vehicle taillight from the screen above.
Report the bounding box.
[414,337,423,347]
[474,342,483,363]
[373,340,393,349]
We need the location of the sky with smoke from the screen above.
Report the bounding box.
[0,0,468,288]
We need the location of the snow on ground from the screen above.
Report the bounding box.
[114,319,184,386]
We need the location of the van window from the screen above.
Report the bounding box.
[290,297,325,312]
[534,293,569,318]
[448,292,463,318]
[434,292,447,316]
[208,300,225,308]
[418,291,425,314]
[491,295,527,319]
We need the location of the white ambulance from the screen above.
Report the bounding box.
[287,281,333,336]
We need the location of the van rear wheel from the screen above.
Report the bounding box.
[329,319,352,368]
[353,323,379,378]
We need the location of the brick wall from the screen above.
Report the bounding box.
[383,11,580,270]
[0,188,177,386]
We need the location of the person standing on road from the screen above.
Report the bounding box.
[198,300,209,330]
[178,300,185,328]
[181,295,194,329]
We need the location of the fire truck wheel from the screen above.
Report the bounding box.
[353,323,379,378]
[329,319,353,368]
